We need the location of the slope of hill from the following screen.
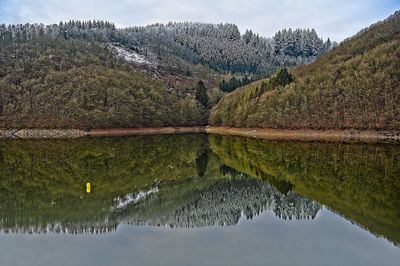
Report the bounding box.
[0,20,331,129]
[210,11,400,130]
[0,38,209,128]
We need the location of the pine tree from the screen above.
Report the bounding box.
[273,68,294,87]
[324,38,332,52]
[195,81,208,108]
[241,75,250,86]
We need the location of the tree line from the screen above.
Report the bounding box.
[1,20,334,75]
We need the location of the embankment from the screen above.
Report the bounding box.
[0,127,206,139]
[205,127,400,142]
[2,126,400,142]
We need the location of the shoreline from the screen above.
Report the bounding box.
[87,126,206,137]
[205,127,400,143]
[1,126,400,143]
[0,127,206,140]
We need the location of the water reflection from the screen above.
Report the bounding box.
[0,134,399,247]
[209,135,400,246]
[112,178,320,228]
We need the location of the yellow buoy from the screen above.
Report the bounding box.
[86,182,91,193]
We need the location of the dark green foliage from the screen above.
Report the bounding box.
[273,180,294,195]
[219,76,252,92]
[195,81,209,108]
[196,150,209,177]
[210,11,400,130]
[271,68,294,87]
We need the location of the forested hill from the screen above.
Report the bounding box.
[123,23,334,74]
[210,11,400,130]
[0,20,331,129]
[0,21,333,74]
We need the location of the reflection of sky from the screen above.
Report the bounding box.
[1,208,399,266]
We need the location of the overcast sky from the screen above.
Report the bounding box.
[0,0,399,41]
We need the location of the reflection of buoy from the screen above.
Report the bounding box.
[86,182,91,193]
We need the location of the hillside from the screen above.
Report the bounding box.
[0,35,210,128]
[125,23,333,74]
[0,21,330,129]
[210,11,400,130]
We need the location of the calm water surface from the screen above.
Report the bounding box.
[0,134,399,266]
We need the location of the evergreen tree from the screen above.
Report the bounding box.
[219,79,227,91]
[195,81,208,108]
[272,68,294,87]
[195,149,208,177]
[219,76,252,93]
[241,75,250,86]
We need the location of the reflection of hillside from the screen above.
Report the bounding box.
[209,135,400,245]
[117,178,320,227]
[2,134,398,239]
[0,134,322,233]
[0,135,215,234]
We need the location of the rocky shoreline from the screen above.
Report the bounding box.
[0,127,206,140]
[0,129,87,139]
[1,126,400,143]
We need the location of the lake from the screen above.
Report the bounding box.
[0,134,399,266]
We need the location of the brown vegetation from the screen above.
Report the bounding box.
[210,11,400,130]
[0,38,209,128]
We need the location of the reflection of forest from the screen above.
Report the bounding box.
[169,178,319,225]
[0,134,399,246]
[0,135,211,234]
[209,135,400,246]
[114,177,320,228]
[0,135,320,234]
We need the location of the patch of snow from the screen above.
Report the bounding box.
[113,187,159,209]
[110,45,152,65]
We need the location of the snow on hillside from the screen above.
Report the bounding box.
[109,44,153,65]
